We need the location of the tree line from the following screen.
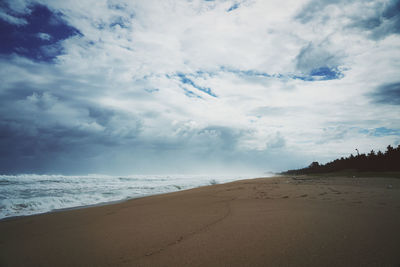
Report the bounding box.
[282,144,400,175]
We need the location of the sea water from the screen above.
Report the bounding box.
[0,174,259,219]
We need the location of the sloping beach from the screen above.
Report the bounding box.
[1,176,400,266]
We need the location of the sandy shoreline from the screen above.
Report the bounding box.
[1,176,400,266]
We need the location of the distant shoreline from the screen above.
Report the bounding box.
[0,174,262,220]
[286,170,400,178]
[0,175,272,222]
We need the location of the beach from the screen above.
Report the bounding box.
[1,175,400,266]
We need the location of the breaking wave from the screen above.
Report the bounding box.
[0,174,254,219]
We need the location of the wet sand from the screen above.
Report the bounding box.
[1,176,400,266]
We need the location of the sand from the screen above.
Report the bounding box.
[1,176,400,266]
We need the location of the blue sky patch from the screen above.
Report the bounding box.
[227,3,240,12]
[290,67,343,81]
[0,4,80,62]
[183,88,202,98]
[371,127,400,137]
[358,128,370,134]
[220,66,343,82]
[309,67,343,80]
[177,73,217,97]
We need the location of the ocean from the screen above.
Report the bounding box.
[0,174,261,219]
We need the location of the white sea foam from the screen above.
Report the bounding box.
[0,174,265,219]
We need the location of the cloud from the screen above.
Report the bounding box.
[347,0,400,39]
[37,32,52,40]
[0,84,143,174]
[295,0,343,23]
[0,9,28,25]
[296,0,400,40]
[369,82,400,105]
[295,42,344,80]
[0,0,400,174]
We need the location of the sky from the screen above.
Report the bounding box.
[0,0,399,175]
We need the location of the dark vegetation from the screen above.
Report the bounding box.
[283,145,400,175]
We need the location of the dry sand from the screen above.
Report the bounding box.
[1,176,400,266]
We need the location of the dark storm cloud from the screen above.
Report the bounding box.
[350,0,400,39]
[0,117,142,174]
[296,0,400,40]
[369,82,400,105]
[0,76,142,174]
[0,60,258,174]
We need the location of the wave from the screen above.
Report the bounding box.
[0,174,257,219]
